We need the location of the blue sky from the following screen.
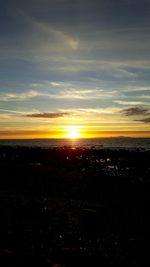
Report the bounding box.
[0,0,150,138]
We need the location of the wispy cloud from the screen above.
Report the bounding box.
[23,12,79,51]
[0,90,42,102]
[57,88,117,99]
[50,82,72,87]
[49,81,73,87]
[0,108,29,114]
[0,87,118,102]
[114,100,150,106]
[122,86,150,93]
[112,68,137,79]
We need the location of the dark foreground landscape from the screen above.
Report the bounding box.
[0,146,149,266]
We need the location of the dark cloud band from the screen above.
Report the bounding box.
[122,106,150,123]
[26,112,70,118]
[122,107,149,116]
[135,118,150,123]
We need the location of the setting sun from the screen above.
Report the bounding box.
[64,126,82,139]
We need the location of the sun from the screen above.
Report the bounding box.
[65,126,82,139]
[68,129,79,139]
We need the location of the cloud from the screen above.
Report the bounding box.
[122,107,149,116]
[112,68,137,78]
[50,82,64,87]
[57,88,117,99]
[48,28,79,51]
[0,90,42,102]
[0,108,28,114]
[123,86,150,92]
[121,106,150,124]
[50,82,72,87]
[114,100,150,105]
[0,86,117,103]
[24,15,79,51]
[136,118,150,123]
[26,112,71,118]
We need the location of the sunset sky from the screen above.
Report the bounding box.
[0,0,150,138]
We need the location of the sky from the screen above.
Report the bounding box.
[0,0,150,138]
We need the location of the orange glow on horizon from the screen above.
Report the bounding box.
[0,129,150,139]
